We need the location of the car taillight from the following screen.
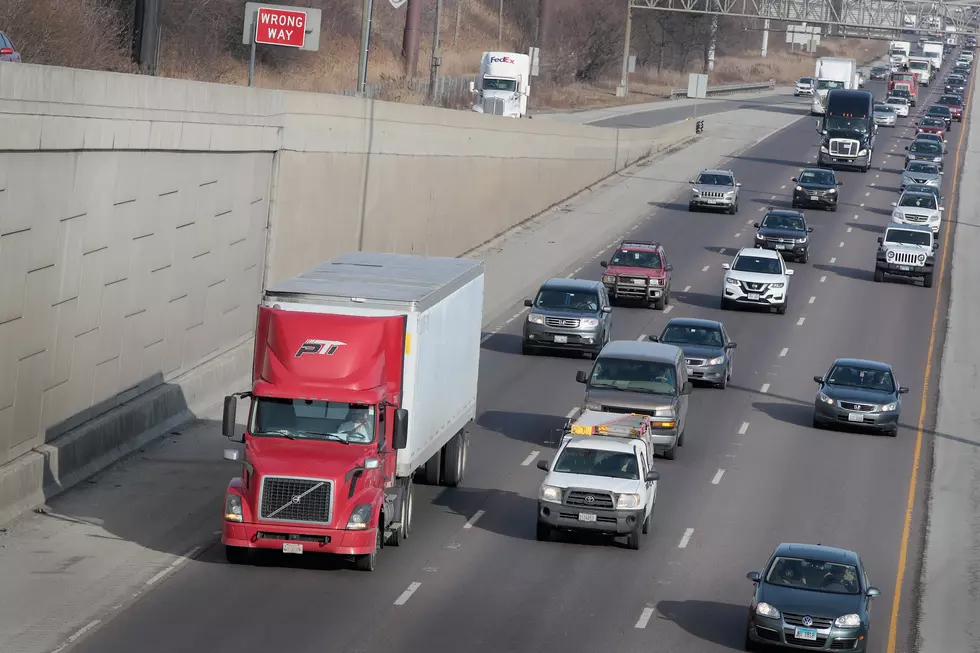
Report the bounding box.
[0,48,13,55]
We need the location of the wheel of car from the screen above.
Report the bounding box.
[521,343,536,355]
[688,202,697,212]
[536,521,552,541]
[744,631,757,652]
[776,302,787,315]
[716,374,727,390]
[662,445,676,460]
[830,203,838,213]
[642,513,650,534]
[886,426,899,438]
[791,201,799,209]
[812,415,824,429]
[652,297,665,310]
[720,297,732,310]
[923,272,934,288]
[799,251,809,264]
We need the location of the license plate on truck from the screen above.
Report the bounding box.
[282,542,303,554]
[794,627,818,641]
[578,512,597,522]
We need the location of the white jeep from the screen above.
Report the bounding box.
[874,224,937,287]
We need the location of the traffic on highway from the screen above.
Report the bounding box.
[61,42,973,653]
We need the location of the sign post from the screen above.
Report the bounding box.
[242,3,322,87]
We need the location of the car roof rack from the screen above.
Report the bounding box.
[618,239,660,250]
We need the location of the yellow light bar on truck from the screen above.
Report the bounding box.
[570,424,595,435]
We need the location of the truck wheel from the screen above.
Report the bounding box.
[874,267,884,282]
[421,448,442,486]
[651,297,665,310]
[225,545,253,565]
[402,479,414,538]
[536,521,552,541]
[626,527,642,550]
[923,272,934,288]
[441,431,467,487]
[388,479,413,545]
[354,526,381,572]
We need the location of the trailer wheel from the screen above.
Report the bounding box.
[422,449,442,486]
[442,431,468,487]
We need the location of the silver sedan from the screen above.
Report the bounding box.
[901,161,942,189]
[873,104,897,127]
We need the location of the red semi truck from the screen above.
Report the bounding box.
[888,72,919,105]
[220,252,485,571]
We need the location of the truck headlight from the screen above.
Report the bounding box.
[818,392,834,405]
[892,211,902,220]
[224,493,244,522]
[820,145,829,153]
[706,356,725,366]
[580,318,599,328]
[834,613,861,628]
[616,493,642,509]
[918,253,927,263]
[602,275,615,283]
[347,503,373,529]
[756,602,780,619]
[858,149,868,156]
[879,401,898,412]
[540,485,562,504]
[527,313,545,324]
[692,189,700,195]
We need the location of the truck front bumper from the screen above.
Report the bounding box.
[818,151,870,170]
[537,501,645,535]
[603,279,666,302]
[222,521,377,555]
[875,261,934,279]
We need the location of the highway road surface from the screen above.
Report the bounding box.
[61,73,969,653]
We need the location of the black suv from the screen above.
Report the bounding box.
[791,167,842,211]
[754,209,813,263]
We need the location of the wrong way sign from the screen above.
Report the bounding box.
[242,3,322,52]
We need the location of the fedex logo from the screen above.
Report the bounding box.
[490,56,515,64]
[295,340,346,358]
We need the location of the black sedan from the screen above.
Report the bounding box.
[924,105,952,130]
[945,75,966,94]
[745,543,881,652]
[790,168,841,211]
[648,317,736,389]
[869,66,888,80]
[754,210,813,263]
[812,358,909,436]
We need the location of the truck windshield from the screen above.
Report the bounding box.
[483,77,516,92]
[909,61,928,69]
[826,116,869,133]
[609,250,662,269]
[553,448,640,480]
[251,398,377,444]
[885,229,931,247]
[589,358,677,395]
[816,79,845,90]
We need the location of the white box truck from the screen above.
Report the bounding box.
[219,252,485,570]
[907,56,933,85]
[889,41,911,70]
[923,41,944,69]
[811,57,857,115]
[469,51,532,118]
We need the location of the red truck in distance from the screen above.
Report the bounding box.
[220,252,484,571]
[888,72,919,106]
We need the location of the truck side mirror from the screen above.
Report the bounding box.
[877,237,883,244]
[599,261,608,268]
[681,381,693,395]
[392,409,409,450]
[575,370,588,384]
[645,470,660,482]
[222,396,237,438]
[536,459,550,472]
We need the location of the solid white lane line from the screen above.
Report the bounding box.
[820,275,827,283]
[463,510,485,529]
[683,285,691,292]
[797,317,806,326]
[847,227,852,233]
[394,582,422,605]
[809,296,815,304]
[739,421,749,435]
[711,469,725,485]
[146,547,200,586]
[521,451,540,466]
[779,348,788,357]
[761,383,771,393]
[678,528,694,548]
[635,607,655,629]
[663,305,673,314]
[702,265,710,272]
[566,408,580,419]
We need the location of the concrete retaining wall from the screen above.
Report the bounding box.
[0,61,694,524]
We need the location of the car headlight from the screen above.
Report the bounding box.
[918,253,927,263]
[224,493,244,522]
[858,149,868,156]
[653,407,676,418]
[540,484,562,504]
[602,274,614,283]
[879,401,898,412]
[347,503,373,529]
[886,250,896,261]
[934,156,943,162]
[796,237,808,244]
[692,189,701,195]
[706,356,725,366]
[818,392,834,405]
[528,313,545,324]
[892,211,902,220]
[828,187,836,193]
[756,233,765,240]
[580,318,600,328]
[616,493,643,509]
[725,277,739,286]
[795,185,804,191]
[725,190,735,197]
[756,602,780,619]
[769,282,784,289]
[834,613,862,629]
[820,145,829,152]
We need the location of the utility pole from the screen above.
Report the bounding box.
[761,18,770,58]
[617,0,633,97]
[536,0,553,80]
[132,0,162,74]
[428,0,444,102]
[497,0,503,49]
[357,0,375,94]
[402,0,423,77]
[454,0,463,45]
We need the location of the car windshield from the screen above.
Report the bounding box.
[911,142,941,154]
[732,255,782,275]
[905,185,938,198]
[899,194,937,209]
[697,173,734,186]
[589,357,678,395]
[482,77,516,92]
[660,324,724,347]
[874,104,895,113]
[251,398,377,443]
[798,77,812,84]
[939,96,961,105]
[609,249,662,269]
[799,170,835,185]
[827,364,896,392]
[886,97,906,105]
[885,228,931,247]
[552,447,640,480]
[916,134,941,143]
[534,289,599,311]
[765,556,861,595]
[947,77,964,83]
[762,213,806,231]
[920,118,944,127]
[907,161,938,173]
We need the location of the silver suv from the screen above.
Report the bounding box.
[523,278,612,358]
[689,169,741,214]
[874,224,937,288]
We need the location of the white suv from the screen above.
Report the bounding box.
[720,248,794,314]
[795,77,814,96]
[891,189,943,233]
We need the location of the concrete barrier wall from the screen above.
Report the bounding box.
[0,61,694,523]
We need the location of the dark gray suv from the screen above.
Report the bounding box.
[522,278,612,358]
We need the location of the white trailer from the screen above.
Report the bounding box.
[469,51,532,118]
[811,57,857,115]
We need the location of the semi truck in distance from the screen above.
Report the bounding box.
[889,40,911,70]
[907,57,933,86]
[220,252,485,571]
[469,51,531,118]
[811,57,857,115]
[816,88,875,173]
[889,71,919,104]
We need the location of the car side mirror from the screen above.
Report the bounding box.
[905,145,910,150]
[892,202,898,207]
[939,207,945,211]
[747,571,761,583]
[681,381,693,395]
[785,269,794,276]
[791,177,797,182]
[754,222,761,228]
[665,264,673,271]
[813,375,824,384]
[601,306,612,313]
[599,261,608,268]
[736,182,742,187]
[688,180,696,184]
[726,342,737,349]
[536,459,550,472]
[877,236,883,244]
[899,386,910,394]
[807,227,814,233]
[648,335,659,341]
[940,171,944,175]
[393,408,409,450]
[575,370,588,384]
[722,263,731,270]
[645,470,660,482]
[524,298,533,307]
[222,395,238,438]
[933,242,939,250]
[837,181,843,186]
[866,587,881,598]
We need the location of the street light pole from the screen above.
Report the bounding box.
[357,0,375,94]
[428,0,444,102]
[617,0,633,97]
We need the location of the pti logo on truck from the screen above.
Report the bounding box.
[295,340,346,357]
[490,56,515,64]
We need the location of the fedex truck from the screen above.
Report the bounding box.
[469,51,531,118]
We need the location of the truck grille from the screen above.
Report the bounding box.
[620,276,649,286]
[889,251,920,265]
[258,475,334,525]
[783,612,834,629]
[767,236,797,244]
[840,401,875,411]
[740,281,769,292]
[482,97,506,115]
[829,138,860,157]
[544,317,580,328]
[565,490,615,509]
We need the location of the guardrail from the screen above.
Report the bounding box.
[667,79,776,99]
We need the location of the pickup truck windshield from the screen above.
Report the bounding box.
[251,398,377,444]
[609,250,662,269]
[589,357,677,395]
[553,448,640,480]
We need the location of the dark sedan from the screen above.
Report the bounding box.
[754,210,813,263]
[869,66,888,80]
[924,105,953,130]
[0,31,21,62]
[945,75,966,94]
[790,168,841,212]
[648,317,736,389]
[937,94,964,122]
[811,358,909,436]
[952,65,971,78]
[905,139,944,170]
[745,543,881,652]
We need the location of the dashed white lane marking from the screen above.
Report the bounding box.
[830,257,837,264]
[521,451,540,466]
[593,249,604,258]
[865,191,871,196]
[797,317,806,326]
[566,408,580,419]
[702,265,710,272]
[839,241,845,248]
[637,334,647,341]
[678,528,694,548]
[820,275,827,283]
[847,227,852,233]
[394,582,422,605]
[711,469,725,485]
[758,206,765,211]
[780,185,786,189]
[761,383,771,393]
[504,308,528,325]
[876,174,880,179]
[778,348,788,357]
[746,219,754,225]
[809,295,816,304]
[854,214,859,219]
[52,620,102,652]
[145,546,200,586]
[870,183,875,187]
[769,195,776,199]
[739,421,750,435]
[734,232,743,238]
[635,607,655,629]
[683,285,692,292]
[860,203,865,207]
[463,510,485,529]
[663,305,673,314]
